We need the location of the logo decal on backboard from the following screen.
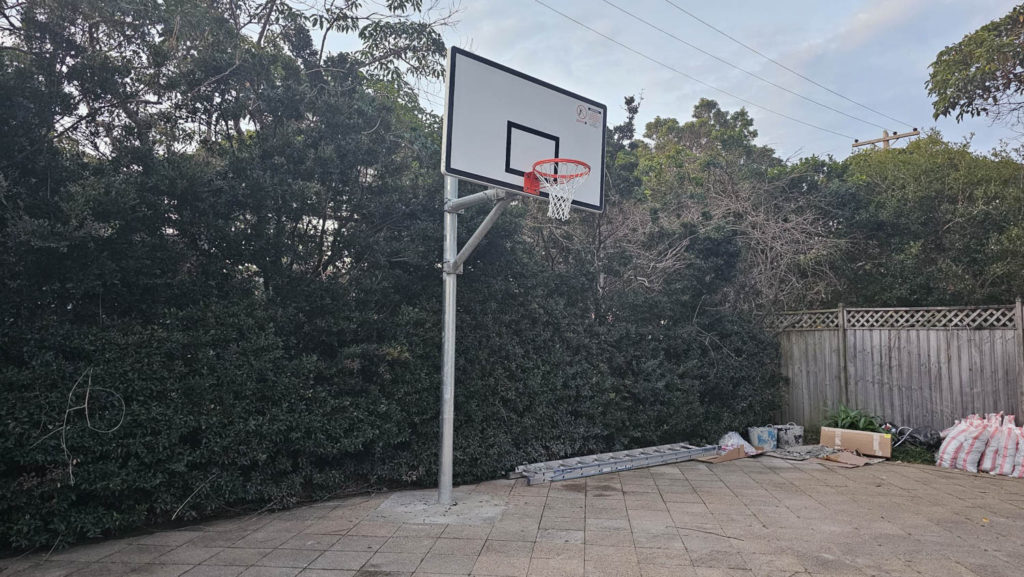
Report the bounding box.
[576,103,603,128]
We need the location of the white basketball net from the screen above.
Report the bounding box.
[532,160,590,221]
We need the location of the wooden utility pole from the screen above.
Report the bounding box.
[852,128,920,149]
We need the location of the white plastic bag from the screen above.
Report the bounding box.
[717,431,758,455]
[936,415,978,468]
[980,415,1015,473]
[1011,427,1024,478]
[958,413,1000,473]
[993,419,1020,476]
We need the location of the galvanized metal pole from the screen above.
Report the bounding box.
[439,176,458,505]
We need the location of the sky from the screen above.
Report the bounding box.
[408,0,1019,161]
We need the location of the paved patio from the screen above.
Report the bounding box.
[4,458,1024,577]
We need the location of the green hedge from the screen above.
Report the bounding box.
[2,250,782,552]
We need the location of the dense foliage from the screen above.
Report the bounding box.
[928,3,1024,126]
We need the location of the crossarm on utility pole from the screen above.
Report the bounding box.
[444,197,513,274]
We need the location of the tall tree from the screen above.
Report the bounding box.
[927,4,1024,126]
[832,133,1024,306]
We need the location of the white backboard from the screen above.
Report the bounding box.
[441,47,606,213]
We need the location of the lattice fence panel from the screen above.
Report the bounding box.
[845,307,1015,329]
[765,310,839,331]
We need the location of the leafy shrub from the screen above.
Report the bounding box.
[822,405,883,432]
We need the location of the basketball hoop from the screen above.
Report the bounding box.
[524,158,591,221]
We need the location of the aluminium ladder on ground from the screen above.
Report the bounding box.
[509,442,720,485]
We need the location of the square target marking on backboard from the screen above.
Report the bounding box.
[441,47,606,213]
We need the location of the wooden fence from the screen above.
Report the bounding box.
[771,301,1024,430]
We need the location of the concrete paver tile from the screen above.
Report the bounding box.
[295,571,356,577]
[583,509,628,521]
[584,546,637,564]
[329,537,387,553]
[692,570,753,577]
[181,566,246,577]
[124,565,194,577]
[660,493,703,504]
[688,550,748,570]
[587,499,627,510]
[280,535,341,551]
[429,539,484,557]
[634,548,690,567]
[6,561,86,577]
[347,523,400,538]
[485,527,536,543]
[204,549,272,567]
[46,541,129,562]
[584,531,633,547]
[185,533,249,549]
[361,552,424,573]
[506,497,546,509]
[529,542,582,560]
[678,534,737,553]
[540,507,584,520]
[509,487,549,499]
[583,560,640,577]
[789,552,864,576]
[237,568,300,577]
[415,555,477,574]
[379,538,437,555]
[499,511,542,523]
[67,562,140,576]
[480,542,533,558]
[469,555,529,577]
[233,534,296,550]
[394,525,447,538]
[620,487,658,495]
[132,533,201,548]
[631,533,683,550]
[534,530,582,544]
[154,548,224,565]
[667,503,710,515]
[104,546,177,564]
[439,526,492,541]
[584,519,630,532]
[200,518,270,534]
[254,549,320,568]
[526,558,582,577]
[538,517,583,530]
[741,553,802,573]
[586,491,623,500]
[639,566,696,577]
[302,522,356,536]
[306,552,373,571]
[259,522,311,534]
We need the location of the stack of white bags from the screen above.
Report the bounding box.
[937,413,1024,476]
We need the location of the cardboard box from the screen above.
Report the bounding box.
[697,446,765,464]
[819,427,891,458]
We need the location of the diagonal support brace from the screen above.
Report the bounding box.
[443,197,512,274]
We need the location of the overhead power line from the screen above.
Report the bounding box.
[532,0,855,140]
[660,0,915,129]
[600,0,886,131]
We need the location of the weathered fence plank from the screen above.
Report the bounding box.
[776,305,1024,430]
